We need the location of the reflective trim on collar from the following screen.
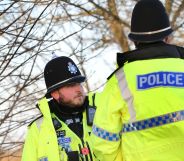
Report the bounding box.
[122,110,184,133]
[92,125,121,141]
[130,26,171,35]
[115,68,136,122]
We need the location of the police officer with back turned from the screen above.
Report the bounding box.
[91,0,184,161]
[22,56,96,161]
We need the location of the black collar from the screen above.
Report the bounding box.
[117,42,183,67]
[108,42,184,80]
[49,97,88,120]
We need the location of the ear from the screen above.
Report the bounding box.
[164,35,172,44]
[51,90,59,100]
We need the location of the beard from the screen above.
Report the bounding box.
[58,92,85,108]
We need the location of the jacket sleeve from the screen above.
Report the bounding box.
[21,122,39,161]
[91,76,125,161]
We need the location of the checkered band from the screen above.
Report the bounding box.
[92,125,120,141]
[122,110,184,133]
[39,157,48,161]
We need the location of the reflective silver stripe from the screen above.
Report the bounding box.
[39,157,48,161]
[92,124,121,141]
[115,68,136,122]
[47,77,73,92]
[35,117,43,130]
[130,26,171,35]
[47,75,85,92]
[47,97,53,102]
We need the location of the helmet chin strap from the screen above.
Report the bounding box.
[58,96,66,106]
[55,90,64,105]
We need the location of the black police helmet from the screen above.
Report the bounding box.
[44,56,86,95]
[128,0,173,42]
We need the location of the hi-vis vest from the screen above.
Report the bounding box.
[21,97,95,161]
[91,44,184,161]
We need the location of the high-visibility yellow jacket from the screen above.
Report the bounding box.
[22,97,96,161]
[91,43,184,161]
[89,92,123,161]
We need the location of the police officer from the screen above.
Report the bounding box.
[22,56,96,161]
[91,0,184,161]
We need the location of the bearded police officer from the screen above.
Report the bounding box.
[91,0,184,161]
[22,56,96,161]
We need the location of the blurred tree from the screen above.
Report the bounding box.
[0,0,183,160]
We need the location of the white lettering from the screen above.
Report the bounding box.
[156,73,163,84]
[138,72,184,89]
[167,73,175,84]
[176,74,183,85]
[148,75,156,86]
[139,76,147,87]
[163,73,167,84]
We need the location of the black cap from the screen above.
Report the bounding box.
[128,0,173,42]
[44,56,86,95]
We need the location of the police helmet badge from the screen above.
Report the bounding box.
[68,62,77,74]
